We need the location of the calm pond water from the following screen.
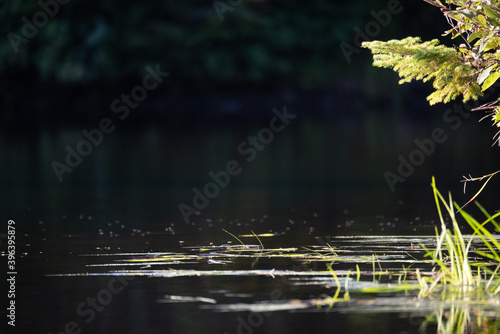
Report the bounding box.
[2,108,500,333]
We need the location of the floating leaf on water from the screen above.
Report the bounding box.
[238,233,276,237]
[157,295,217,304]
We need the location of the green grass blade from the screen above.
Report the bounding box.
[222,229,246,247]
[476,202,500,231]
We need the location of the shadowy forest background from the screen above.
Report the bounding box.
[1,0,448,131]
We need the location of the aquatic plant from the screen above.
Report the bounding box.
[418,177,500,296]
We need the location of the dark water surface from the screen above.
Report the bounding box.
[2,109,500,333]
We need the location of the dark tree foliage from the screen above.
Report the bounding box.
[2,0,437,89]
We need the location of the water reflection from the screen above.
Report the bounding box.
[3,107,500,333]
[3,110,499,230]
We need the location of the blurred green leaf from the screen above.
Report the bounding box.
[482,72,500,91]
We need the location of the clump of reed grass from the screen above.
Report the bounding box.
[419,177,500,297]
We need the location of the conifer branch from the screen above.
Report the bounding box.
[362,0,500,145]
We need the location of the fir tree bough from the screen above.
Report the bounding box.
[362,0,500,145]
[363,37,482,105]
